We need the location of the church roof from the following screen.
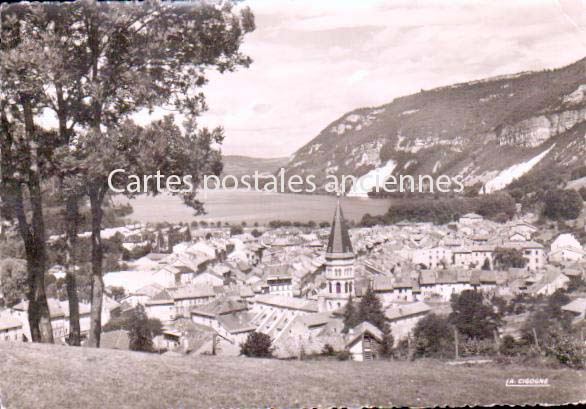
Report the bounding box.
[326,199,354,257]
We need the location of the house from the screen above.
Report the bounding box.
[145,289,175,323]
[412,246,452,269]
[272,312,344,358]
[172,284,216,318]
[562,298,586,322]
[528,271,570,296]
[121,283,164,307]
[9,296,119,343]
[266,273,294,297]
[502,241,545,271]
[191,270,225,287]
[100,330,130,350]
[345,321,383,361]
[191,298,254,344]
[549,233,584,264]
[384,301,431,343]
[0,312,24,342]
[458,213,483,225]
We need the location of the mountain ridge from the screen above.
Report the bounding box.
[282,56,586,195]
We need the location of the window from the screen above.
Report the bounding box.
[336,282,341,294]
[344,282,349,293]
[349,282,353,293]
[329,282,332,293]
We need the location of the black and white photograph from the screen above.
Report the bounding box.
[1,0,586,407]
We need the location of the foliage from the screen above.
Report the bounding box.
[321,343,336,356]
[342,296,359,332]
[108,286,126,302]
[230,225,244,236]
[379,325,395,358]
[544,336,586,369]
[449,290,501,340]
[499,335,523,356]
[360,192,516,226]
[103,305,163,352]
[357,288,387,331]
[493,247,527,270]
[542,189,583,221]
[412,313,453,358]
[336,350,351,361]
[0,258,27,307]
[240,332,273,358]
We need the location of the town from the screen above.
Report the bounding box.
[1,198,584,363]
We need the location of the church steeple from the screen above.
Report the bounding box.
[326,199,354,256]
[320,198,356,312]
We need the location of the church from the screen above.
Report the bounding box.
[320,199,356,312]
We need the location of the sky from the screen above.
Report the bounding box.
[165,0,586,158]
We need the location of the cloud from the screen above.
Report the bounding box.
[198,0,586,158]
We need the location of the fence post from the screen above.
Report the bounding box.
[454,327,459,360]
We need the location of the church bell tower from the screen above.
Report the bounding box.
[322,199,355,311]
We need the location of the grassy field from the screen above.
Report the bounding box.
[0,342,584,409]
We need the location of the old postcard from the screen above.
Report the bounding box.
[1,0,586,408]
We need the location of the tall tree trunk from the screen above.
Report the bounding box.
[21,95,54,343]
[56,81,82,346]
[64,194,81,346]
[87,184,104,347]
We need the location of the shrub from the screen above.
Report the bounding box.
[542,188,583,221]
[336,350,351,361]
[240,332,273,358]
[545,336,586,369]
[412,313,453,358]
[460,338,497,357]
[499,335,520,356]
[379,325,395,358]
[321,343,336,356]
[449,290,501,340]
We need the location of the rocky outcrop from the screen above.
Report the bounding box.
[497,108,586,147]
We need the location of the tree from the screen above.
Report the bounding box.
[230,224,244,236]
[413,313,453,358]
[240,332,273,358]
[357,287,386,331]
[251,229,262,238]
[0,258,27,307]
[449,290,501,340]
[493,247,527,270]
[108,286,126,302]
[542,189,583,220]
[342,296,359,332]
[379,324,395,358]
[0,11,57,341]
[128,305,163,352]
[103,304,162,352]
[34,1,254,348]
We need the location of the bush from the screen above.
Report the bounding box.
[230,225,244,236]
[542,188,583,221]
[460,338,497,357]
[321,343,336,356]
[413,313,453,358]
[240,332,273,358]
[336,350,351,361]
[103,305,162,353]
[499,335,521,356]
[545,336,586,369]
[449,290,501,340]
